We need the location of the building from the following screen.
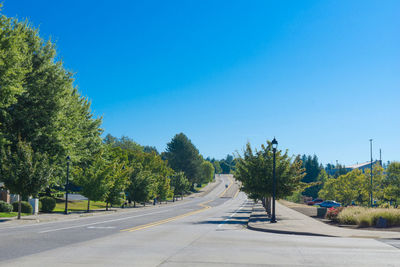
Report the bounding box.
[345,160,382,173]
[0,182,10,203]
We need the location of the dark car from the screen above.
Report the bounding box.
[306,198,323,206]
[319,200,341,208]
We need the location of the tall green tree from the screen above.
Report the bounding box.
[126,168,152,207]
[383,162,400,204]
[103,160,130,210]
[1,139,53,218]
[199,161,215,184]
[301,155,323,198]
[73,153,109,212]
[170,171,190,200]
[235,141,305,201]
[164,133,202,186]
[0,10,102,187]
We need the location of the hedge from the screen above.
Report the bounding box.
[12,201,33,214]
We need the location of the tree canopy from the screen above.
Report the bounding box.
[235,141,305,201]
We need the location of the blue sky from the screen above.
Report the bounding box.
[3,1,399,165]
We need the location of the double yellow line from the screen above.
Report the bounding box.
[219,175,235,198]
[121,201,212,233]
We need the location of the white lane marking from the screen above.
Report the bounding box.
[38,209,173,234]
[218,199,248,228]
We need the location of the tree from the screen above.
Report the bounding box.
[235,141,305,202]
[212,160,222,174]
[219,154,236,174]
[103,160,130,210]
[301,155,323,198]
[318,169,369,206]
[199,161,215,184]
[170,172,190,200]
[1,139,52,219]
[383,162,400,204]
[143,146,159,154]
[126,168,152,207]
[163,133,202,186]
[124,149,173,205]
[0,10,30,109]
[0,11,102,188]
[73,153,109,212]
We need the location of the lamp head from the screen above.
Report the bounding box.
[66,155,71,161]
[271,138,278,150]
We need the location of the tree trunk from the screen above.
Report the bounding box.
[173,194,175,202]
[106,202,109,211]
[87,199,90,213]
[266,197,271,215]
[17,196,22,220]
[181,192,183,200]
[134,201,136,208]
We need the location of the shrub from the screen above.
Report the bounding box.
[0,201,13,212]
[12,201,33,214]
[379,203,391,208]
[40,197,56,213]
[337,207,365,225]
[325,207,343,222]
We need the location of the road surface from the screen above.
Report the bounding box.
[0,174,399,266]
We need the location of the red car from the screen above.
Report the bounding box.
[306,198,323,206]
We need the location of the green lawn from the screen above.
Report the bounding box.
[54,199,107,212]
[0,212,30,218]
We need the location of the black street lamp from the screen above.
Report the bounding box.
[271,138,278,223]
[64,156,71,215]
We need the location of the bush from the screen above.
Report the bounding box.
[12,201,33,214]
[40,197,56,213]
[325,207,343,222]
[0,201,13,212]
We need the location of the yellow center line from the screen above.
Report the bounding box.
[219,175,234,197]
[233,186,240,198]
[121,200,212,233]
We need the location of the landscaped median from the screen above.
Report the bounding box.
[326,206,400,228]
[247,200,400,239]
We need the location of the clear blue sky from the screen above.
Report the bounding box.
[3,1,399,166]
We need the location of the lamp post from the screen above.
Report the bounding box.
[64,156,70,215]
[369,139,373,207]
[271,138,278,223]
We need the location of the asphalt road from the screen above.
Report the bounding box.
[1,174,400,266]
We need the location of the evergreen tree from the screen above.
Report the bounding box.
[164,133,202,186]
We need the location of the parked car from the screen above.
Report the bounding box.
[306,198,323,206]
[318,200,341,208]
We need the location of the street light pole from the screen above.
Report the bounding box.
[271,138,278,223]
[64,156,70,215]
[369,139,373,207]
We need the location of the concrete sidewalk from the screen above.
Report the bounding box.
[248,201,400,239]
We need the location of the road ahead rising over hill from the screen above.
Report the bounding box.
[1,174,400,266]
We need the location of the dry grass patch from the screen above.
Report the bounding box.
[337,207,400,227]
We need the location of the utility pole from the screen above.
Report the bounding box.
[369,139,373,207]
